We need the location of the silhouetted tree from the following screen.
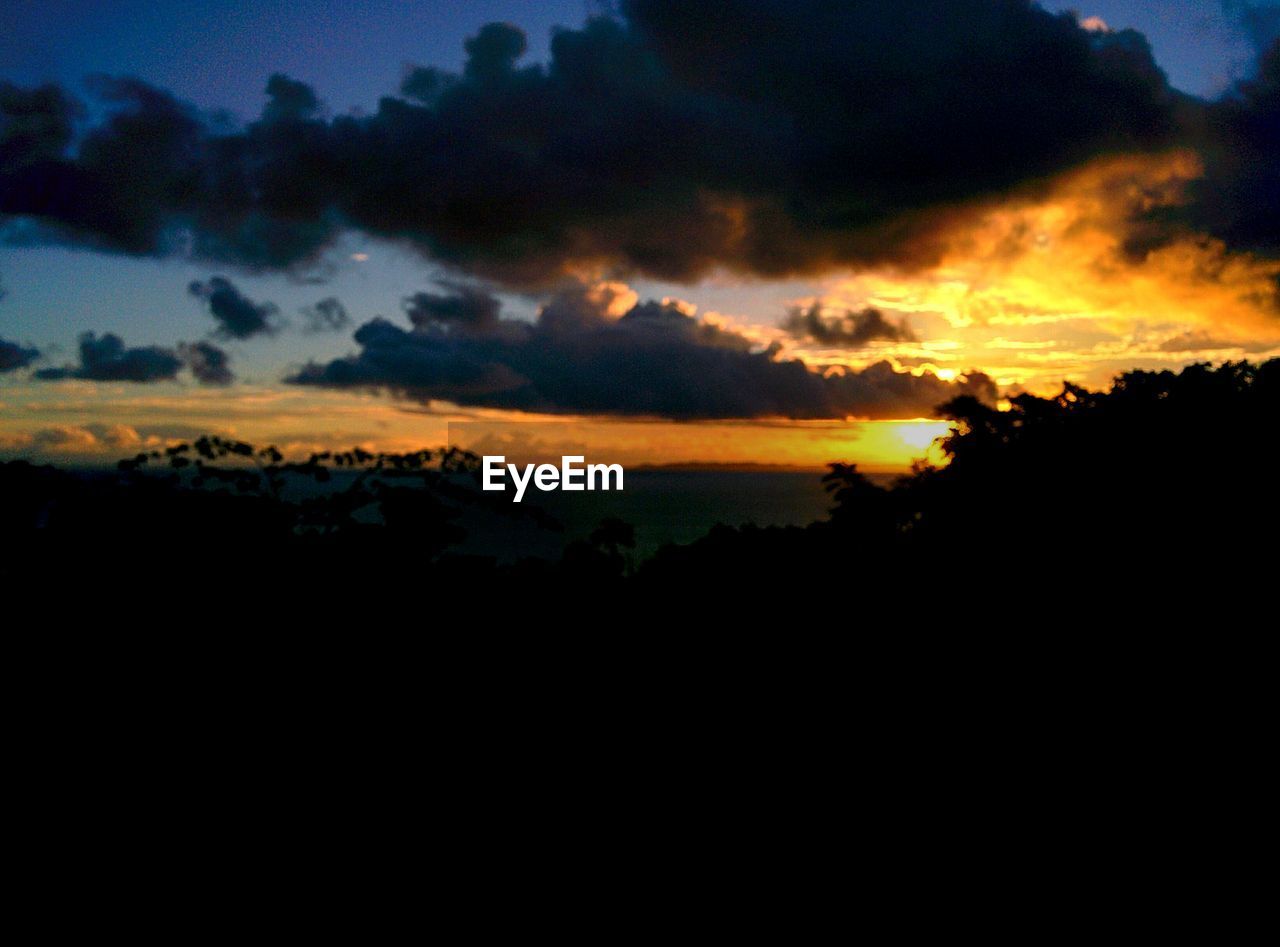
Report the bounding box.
[4,359,1277,607]
[640,358,1280,599]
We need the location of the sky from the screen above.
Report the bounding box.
[2,1,1280,468]
[0,1,1264,110]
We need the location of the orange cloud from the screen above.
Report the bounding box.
[798,151,1280,391]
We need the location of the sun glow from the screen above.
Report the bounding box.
[6,160,1280,472]
[0,378,965,472]
[894,420,952,451]
[788,151,1280,394]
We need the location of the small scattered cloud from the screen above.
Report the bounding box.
[179,340,234,385]
[1,423,150,454]
[28,333,239,385]
[35,332,183,383]
[1154,329,1275,353]
[402,281,503,332]
[188,276,280,339]
[783,304,916,348]
[300,296,350,333]
[0,337,39,372]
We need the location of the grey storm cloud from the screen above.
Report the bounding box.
[300,296,350,333]
[0,2,1201,285]
[32,332,232,384]
[288,283,995,420]
[1144,36,1280,258]
[403,280,503,330]
[35,332,183,382]
[188,276,279,339]
[783,304,916,348]
[179,340,234,385]
[0,337,39,372]
[1224,2,1280,55]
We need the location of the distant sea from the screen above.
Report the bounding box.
[456,468,902,562]
[73,464,903,562]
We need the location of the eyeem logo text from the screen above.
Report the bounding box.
[482,455,624,502]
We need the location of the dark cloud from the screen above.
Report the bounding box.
[0,3,1188,283]
[300,296,350,333]
[402,281,502,331]
[0,81,81,169]
[0,74,333,268]
[536,282,633,333]
[1,76,204,255]
[35,332,182,382]
[0,337,39,372]
[261,73,321,123]
[783,304,916,348]
[1146,37,1280,259]
[400,66,450,104]
[1224,2,1280,55]
[289,284,994,419]
[464,23,529,80]
[188,276,279,338]
[179,340,234,385]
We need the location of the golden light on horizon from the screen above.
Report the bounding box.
[894,420,951,452]
[6,156,1280,472]
[786,151,1280,395]
[0,379,962,472]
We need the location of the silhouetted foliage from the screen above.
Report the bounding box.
[1,437,565,602]
[111,435,553,549]
[640,359,1280,599]
[561,517,637,580]
[3,359,1277,607]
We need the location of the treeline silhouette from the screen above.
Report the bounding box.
[641,359,1279,598]
[2,359,1276,604]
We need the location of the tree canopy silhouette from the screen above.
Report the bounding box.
[640,359,1280,595]
[3,359,1276,605]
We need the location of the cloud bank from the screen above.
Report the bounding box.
[289,283,995,419]
[0,337,39,372]
[5,1,1280,422]
[33,332,231,385]
[179,340,235,385]
[783,304,916,348]
[0,1,1206,285]
[35,332,183,382]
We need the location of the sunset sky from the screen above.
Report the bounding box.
[3,0,1280,469]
